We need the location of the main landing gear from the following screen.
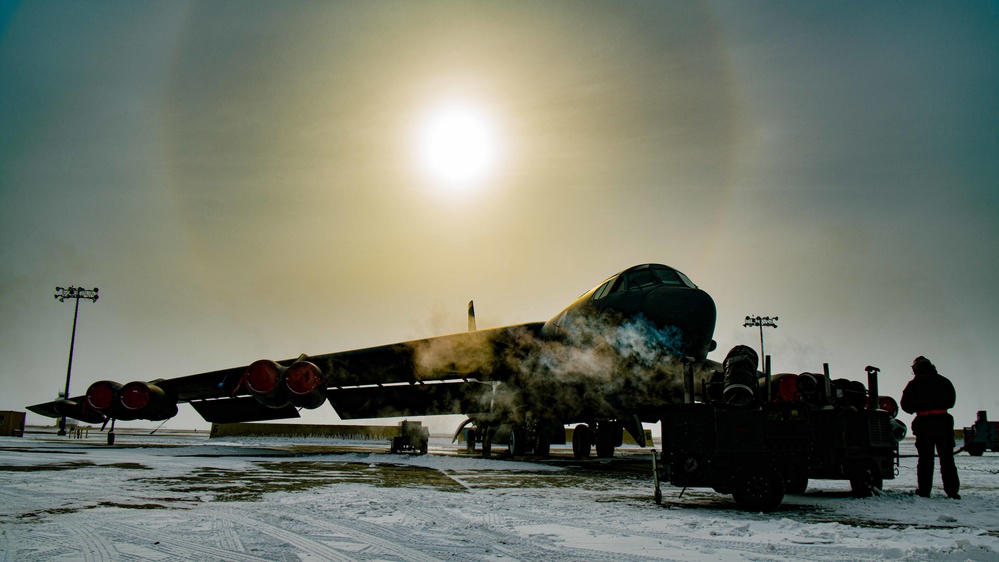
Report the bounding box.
[571,421,623,459]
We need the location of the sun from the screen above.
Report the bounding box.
[414,102,501,190]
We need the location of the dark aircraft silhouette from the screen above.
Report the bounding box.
[29,264,718,457]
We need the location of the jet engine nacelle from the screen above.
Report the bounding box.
[118,381,178,421]
[84,380,178,421]
[285,360,327,409]
[245,359,327,409]
[85,380,123,417]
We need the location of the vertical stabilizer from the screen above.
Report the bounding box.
[468,300,476,332]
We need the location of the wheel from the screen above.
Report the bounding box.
[849,459,884,498]
[572,424,592,459]
[481,427,492,457]
[966,443,986,456]
[107,431,115,446]
[465,429,477,454]
[654,487,662,505]
[784,475,809,495]
[535,440,551,458]
[732,465,784,512]
[595,424,617,458]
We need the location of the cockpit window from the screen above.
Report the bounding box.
[593,280,613,300]
[593,265,698,300]
[652,267,684,286]
[627,269,658,290]
[675,270,697,289]
[608,275,627,295]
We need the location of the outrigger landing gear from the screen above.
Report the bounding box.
[652,449,664,505]
[102,418,116,446]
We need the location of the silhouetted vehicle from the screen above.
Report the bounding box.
[653,361,902,511]
[391,420,429,454]
[963,411,999,456]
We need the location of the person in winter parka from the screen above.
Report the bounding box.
[900,356,960,499]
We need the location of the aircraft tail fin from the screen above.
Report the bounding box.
[468,300,476,332]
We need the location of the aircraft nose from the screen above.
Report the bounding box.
[643,285,715,318]
[642,286,717,358]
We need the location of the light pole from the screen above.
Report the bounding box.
[54,286,99,436]
[743,315,778,363]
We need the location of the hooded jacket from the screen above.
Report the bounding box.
[901,358,956,435]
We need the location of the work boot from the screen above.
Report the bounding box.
[947,493,961,500]
[915,489,930,498]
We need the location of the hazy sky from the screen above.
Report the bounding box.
[2,1,997,431]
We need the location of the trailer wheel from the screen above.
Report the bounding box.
[572,424,592,459]
[732,465,784,512]
[966,443,986,456]
[849,459,883,497]
[785,475,808,495]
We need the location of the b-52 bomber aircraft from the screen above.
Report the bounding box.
[29,264,719,457]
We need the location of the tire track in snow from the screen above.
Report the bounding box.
[66,521,116,562]
[364,486,646,562]
[0,525,12,562]
[392,497,647,561]
[286,509,452,562]
[97,519,270,562]
[216,511,360,562]
[212,513,246,552]
[0,485,47,517]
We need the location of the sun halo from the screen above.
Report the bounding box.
[413,102,502,192]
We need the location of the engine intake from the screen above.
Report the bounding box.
[245,359,291,408]
[85,380,122,413]
[243,358,328,409]
[285,361,327,409]
[118,381,178,421]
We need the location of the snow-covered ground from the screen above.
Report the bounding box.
[1,433,997,561]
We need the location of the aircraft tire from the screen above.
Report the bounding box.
[535,440,551,458]
[572,424,592,459]
[594,421,620,458]
[481,428,492,457]
[107,431,115,446]
[466,429,477,454]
